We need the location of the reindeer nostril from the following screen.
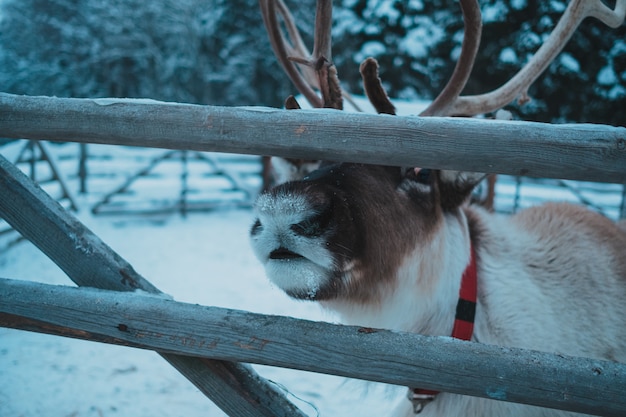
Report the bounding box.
[291,202,333,237]
[291,220,321,237]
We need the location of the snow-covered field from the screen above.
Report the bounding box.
[0,142,404,417]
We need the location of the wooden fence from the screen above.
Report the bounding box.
[1,92,626,417]
[2,93,625,183]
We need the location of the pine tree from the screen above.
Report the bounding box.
[0,0,295,106]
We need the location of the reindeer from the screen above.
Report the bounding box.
[251,1,626,415]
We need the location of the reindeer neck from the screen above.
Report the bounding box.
[322,211,473,335]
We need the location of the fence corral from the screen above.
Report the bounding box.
[1,93,626,416]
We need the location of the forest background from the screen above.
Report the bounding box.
[0,0,624,126]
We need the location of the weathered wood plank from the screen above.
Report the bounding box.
[0,155,306,417]
[1,93,625,183]
[1,277,624,417]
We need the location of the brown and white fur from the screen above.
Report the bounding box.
[250,161,626,417]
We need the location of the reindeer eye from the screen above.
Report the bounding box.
[404,167,432,184]
[416,168,431,183]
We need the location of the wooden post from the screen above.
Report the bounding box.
[0,154,307,417]
[2,277,625,417]
[79,143,88,194]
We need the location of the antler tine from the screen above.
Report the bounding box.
[311,0,343,109]
[360,57,396,115]
[419,0,482,117]
[273,0,307,56]
[260,0,323,108]
[586,0,626,28]
[447,0,626,116]
[273,0,320,93]
[261,0,342,109]
[312,0,333,64]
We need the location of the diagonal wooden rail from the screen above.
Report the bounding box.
[2,277,626,417]
[0,154,307,417]
[1,93,625,183]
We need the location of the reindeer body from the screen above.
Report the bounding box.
[392,203,626,417]
[250,162,626,417]
[255,0,626,413]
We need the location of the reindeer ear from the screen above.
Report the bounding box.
[437,170,487,210]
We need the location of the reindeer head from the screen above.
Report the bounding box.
[252,0,483,303]
[250,163,484,302]
[253,0,623,303]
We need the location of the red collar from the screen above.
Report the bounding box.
[410,243,477,413]
[451,242,478,340]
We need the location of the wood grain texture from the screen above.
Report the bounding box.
[1,93,625,183]
[1,277,624,417]
[0,155,306,417]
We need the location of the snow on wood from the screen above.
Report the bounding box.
[1,93,625,183]
[1,277,625,417]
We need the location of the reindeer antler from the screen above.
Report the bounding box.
[420,0,482,117]
[437,0,626,117]
[260,0,320,107]
[356,0,481,117]
[360,58,397,115]
[379,0,626,118]
[260,0,342,109]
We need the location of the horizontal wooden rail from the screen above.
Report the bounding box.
[0,154,306,417]
[1,277,625,417]
[1,93,625,183]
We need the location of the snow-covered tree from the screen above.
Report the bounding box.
[332,0,625,125]
[0,0,296,106]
